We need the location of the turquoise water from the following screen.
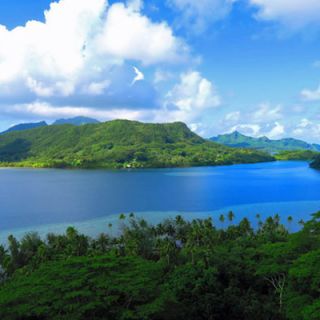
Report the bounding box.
[0,161,319,241]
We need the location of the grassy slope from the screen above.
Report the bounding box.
[0,120,274,169]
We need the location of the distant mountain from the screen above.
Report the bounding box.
[53,116,100,126]
[0,120,273,169]
[210,131,320,154]
[1,121,47,135]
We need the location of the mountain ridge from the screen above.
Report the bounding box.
[0,121,48,135]
[210,131,320,153]
[0,120,273,169]
[53,116,100,126]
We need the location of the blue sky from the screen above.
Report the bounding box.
[0,0,320,142]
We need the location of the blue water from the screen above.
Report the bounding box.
[0,161,320,241]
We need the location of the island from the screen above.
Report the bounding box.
[0,120,274,169]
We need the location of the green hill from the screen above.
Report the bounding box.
[211,131,320,154]
[0,120,274,169]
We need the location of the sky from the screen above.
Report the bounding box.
[0,0,320,142]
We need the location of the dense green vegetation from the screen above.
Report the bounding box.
[0,120,273,169]
[211,131,320,154]
[0,212,319,319]
[311,155,320,169]
[275,150,320,161]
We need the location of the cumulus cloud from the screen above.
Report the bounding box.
[228,121,285,139]
[219,103,285,139]
[301,84,320,101]
[252,103,282,123]
[166,71,221,112]
[267,121,285,139]
[249,0,320,29]
[5,101,152,122]
[229,123,261,136]
[292,118,320,142]
[167,0,236,33]
[97,2,188,64]
[0,0,188,119]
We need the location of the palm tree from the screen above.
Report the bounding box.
[287,216,293,232]
[119,213,126,220]
[298,219,305,227]
[274,214,281,224]
[108,223,113,237]
[256,213,261,223]
[256,213,262,229]
[219,214,225,228]
[227,211,235,225]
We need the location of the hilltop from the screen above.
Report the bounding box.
[210,131,320,154]
[0,120,273,169]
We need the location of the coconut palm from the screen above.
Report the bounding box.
[219,214,225,228]
[228,211,235,225]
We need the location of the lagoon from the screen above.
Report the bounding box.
[1,161,320,241]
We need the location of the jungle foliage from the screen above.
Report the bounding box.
[0,212,320,319]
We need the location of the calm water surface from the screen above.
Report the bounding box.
[0,161,320,240]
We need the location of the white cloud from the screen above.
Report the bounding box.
[26,77,75,97]
[166,71,221,112]
[252,103,282,123]
[225,111,241,122]
[168,0,236,33]
[292,118,320,142]
[96,2,188,65]
[249,0,320,29]
[7,101,151,122]
[217,103,285,139]
[228,121,285,139]
[0,0,187,105]
[154,69,174,84]
[301,85,320,101]
[229,124,261,136]
[84,80,111,95]
[267,121,285,139]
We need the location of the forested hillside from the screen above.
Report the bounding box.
[0,120,274,168]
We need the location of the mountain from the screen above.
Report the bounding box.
[0,120,273,169]
[210,131,320,154]
[53,116,100,126]
[1,121,47,135]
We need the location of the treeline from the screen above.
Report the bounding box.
[0,213,319,319]
[311,155,320,169]
[275,150,320,161]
